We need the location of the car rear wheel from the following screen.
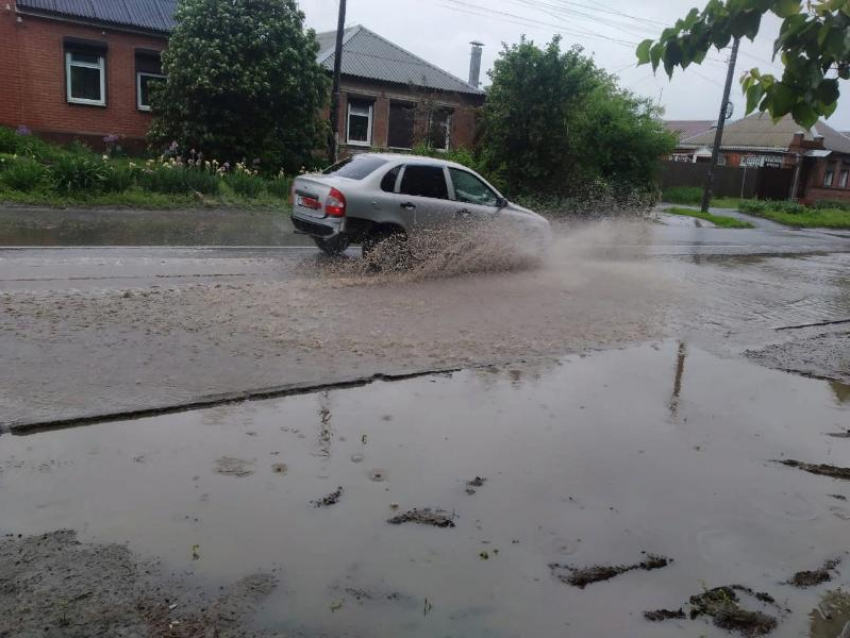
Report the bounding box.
[313,235,351,256]
[362,227,411,270]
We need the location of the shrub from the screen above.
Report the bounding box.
[662,186,703,205]
[0,157,46,191]
[265,175,292,199]
[225,171,266,198]
[102,164,135,193]
[50,155,111,193]
[0,127,17,154]
[139,166,220,195]
[811,199,850,211]
[740,199,805,215]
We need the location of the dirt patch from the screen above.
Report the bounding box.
[387,508,456,528]
[549,553,671,588]
[775,460,850,480]
[647,585,780,637]
[312,486,343,508]
[214,456,255,477]
[465,476,487,495]
[789,559,840,588]
[827,430,850,439]
[0,530,277,638]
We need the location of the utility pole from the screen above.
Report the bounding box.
[328,0,347,165]
[701,36,740,213]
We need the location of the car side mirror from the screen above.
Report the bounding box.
[495,197,508,209]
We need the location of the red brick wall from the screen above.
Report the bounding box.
[336,77,482,154]
[0,6,166,145]
[802,155,850,203]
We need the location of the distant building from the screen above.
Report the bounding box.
[0,0,484,152]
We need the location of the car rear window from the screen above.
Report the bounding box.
[322,156,388,180]
[399,165,448,199]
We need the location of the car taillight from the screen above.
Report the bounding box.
[325,187,346,217]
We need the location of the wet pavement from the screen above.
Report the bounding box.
[2,211,850,636]
[1,342,848,637]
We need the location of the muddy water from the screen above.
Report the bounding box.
[2,342,848,637]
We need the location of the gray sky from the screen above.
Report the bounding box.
[298,0,850,131]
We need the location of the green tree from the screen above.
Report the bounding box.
[149,0,329,172]
[481,37,675,197]
[636,0,849,127]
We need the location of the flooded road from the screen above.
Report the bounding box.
[2,343,849,637]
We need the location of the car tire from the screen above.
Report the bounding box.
[362,227,410,270]
[313,235,351,256]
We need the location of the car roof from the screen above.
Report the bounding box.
[354,152,469,170]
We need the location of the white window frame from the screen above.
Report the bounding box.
[65,50,106,106]
[136,72,165,112]
[839,169,849,189]
[824,165,835,187]
[346,101,373,147]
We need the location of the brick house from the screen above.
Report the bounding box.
[672,113,850,203]
[0,0,484,152]
[315,26,485,155]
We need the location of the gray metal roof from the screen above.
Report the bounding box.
[16,0,177,32]
[316,25,484,96]
[682,112,850,154]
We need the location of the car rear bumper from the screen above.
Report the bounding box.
[291,215,336,237]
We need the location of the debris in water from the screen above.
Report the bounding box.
[809,589,850,638]
[214,456,255,477]
[789,559,840,588]
[644,608,686,621]
[350,453,364,463]
[826,430,850,439]
[387,508,455,528]
[646,585,781,637]
[829,494,847,501]
[369,468,387,482]
[329,598,344,612]
[465,476,487,494]
[271,463,288,475]
[191,544,200,561]
[550,554,671,588]
[479,551,489,560]
[312,487,343,508]
[775,460,850,480]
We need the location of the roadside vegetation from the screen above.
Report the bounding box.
[665,206,754,228]
[740,200,850,229]
[0,126,292,209]
[662,186,745,210]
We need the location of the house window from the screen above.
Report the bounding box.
[824,164,835,187]
[839,170,849,189]
[135,50,164,112]
[346,99,373,146]
[388,102,415,149]
[428,107,452,150]
[65,45,106,106]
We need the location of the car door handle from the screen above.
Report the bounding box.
[400,202,416,210]
[456,208,471,218]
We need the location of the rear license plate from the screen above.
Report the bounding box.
[297,194,322,210]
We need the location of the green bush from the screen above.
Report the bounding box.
[0,127,17,154]
[139,166,220,195]
[739,200,767,213]
[102,164,135,193]
[225,171,266,198]
[811,199,850,211]
[265,176,292,199]
[0,157,46,191]
[50,155,112,193]
[662,186,703,205]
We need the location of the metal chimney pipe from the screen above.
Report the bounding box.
[468,41,484,88]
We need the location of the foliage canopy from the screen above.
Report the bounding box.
[481,37,676,198]
[149,0,329,172]
[636,0,849,127]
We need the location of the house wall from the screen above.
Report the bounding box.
[801,153,850,203]
[0,5,166,148]
[336,77,482,154]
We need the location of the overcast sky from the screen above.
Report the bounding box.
[296,0,850,131]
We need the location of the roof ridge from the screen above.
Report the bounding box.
[340,24,482,94]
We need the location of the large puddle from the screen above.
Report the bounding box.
[2,342,848,636]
